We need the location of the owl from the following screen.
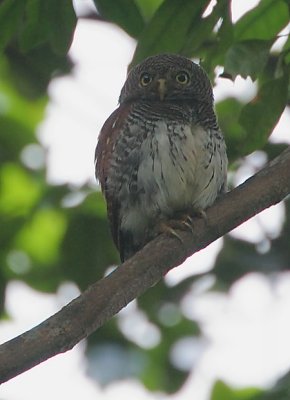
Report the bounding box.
[95,54,227,262]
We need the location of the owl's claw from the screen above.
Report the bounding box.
[194,209,207,223]
[155,210,207,242]
[156,215,196,242]
[179,215,194,233]
[157,221,183,242]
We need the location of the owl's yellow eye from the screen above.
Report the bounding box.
[140,73,152,87]
[176,71,190,85]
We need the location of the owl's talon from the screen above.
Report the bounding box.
[181,220,194,233]
[157,221,183,243]
[195,209,207,223]
[185,215,193,225]
[168,228,183,243]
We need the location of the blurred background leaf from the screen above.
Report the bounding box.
[92,0,145,37]
[131,0,208,65]
[210,380,263,400]
[234,0,289,41]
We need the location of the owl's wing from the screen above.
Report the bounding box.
[95,103,132,252]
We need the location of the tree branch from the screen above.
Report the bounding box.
[1,146,290,384]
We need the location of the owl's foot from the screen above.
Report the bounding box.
[193,209,207,222]
[178,214,194,233]
[156,216,195,243]
[155,221,182,242]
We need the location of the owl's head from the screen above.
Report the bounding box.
[119,54,214,105]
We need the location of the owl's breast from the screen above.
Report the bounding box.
[138,120,197,212]
[137,118,226,217]
[110,105,227,247]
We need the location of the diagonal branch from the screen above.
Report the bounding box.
[1,146,290,384]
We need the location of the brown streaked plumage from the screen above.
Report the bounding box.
[95,54,227,261]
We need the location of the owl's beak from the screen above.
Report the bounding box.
[157,78,167,101]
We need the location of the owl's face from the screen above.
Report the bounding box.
[119,54,214,105]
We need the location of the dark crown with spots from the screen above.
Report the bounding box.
[119,54,214,105]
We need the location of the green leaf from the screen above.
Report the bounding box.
[282,35,290,65]
[201,10,234,74]
[256,371,290,400]
[131,0,210,66]
[211,380,263,400]
[60,211,118,289]
[135,0,164,20]
[234,0,289,41]
[225,40,272,79]
[15,208,67,264]
[215,98,246,161]
[239,72,289,153]
[93,0,145,38]
[213,235,283,289]
[0,0,25,53]
[0,117,35,163]
[5,44,73,98]
[48,0,77,55]
[182,0,228,56]
[20,0,49,51]
[136,277,200,393]
[0,58,46,128]
[0,164,42,216]
[20,0,76,55]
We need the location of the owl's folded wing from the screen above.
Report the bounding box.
[95,103,132,252]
